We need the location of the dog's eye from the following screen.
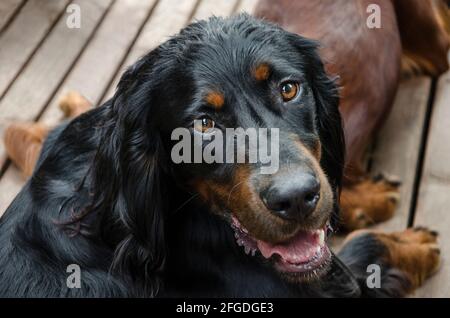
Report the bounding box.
[194,117,215,133]
[280,82,300,102]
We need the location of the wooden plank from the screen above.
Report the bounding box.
[413,61,450,298]
[0,0,112,170]
[0,0,24,34]
[370,77,432,232]
[191,0,238,21]
[235,0,259,14]
[101,0,200,102]
[39,0,158,126]
[0,0,70,99]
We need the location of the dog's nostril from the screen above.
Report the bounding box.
[262,197,290,212]
[305,192,320,204]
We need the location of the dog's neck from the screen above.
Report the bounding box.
[161,193,293,297]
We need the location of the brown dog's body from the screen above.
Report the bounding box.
[255,0,450,230]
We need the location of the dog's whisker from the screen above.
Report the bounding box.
[173,193,200,214]
[227,181,245,205]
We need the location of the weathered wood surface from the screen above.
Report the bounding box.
[0,0,70,98]
[413,62,450,298]
[40,0,159,126]
[0,0,24,34]
[0,0,112,168]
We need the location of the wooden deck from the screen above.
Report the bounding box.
[0,0,449,297]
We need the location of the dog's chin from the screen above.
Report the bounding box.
[231,216,333,283]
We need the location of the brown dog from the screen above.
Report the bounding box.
[255,0,450,230]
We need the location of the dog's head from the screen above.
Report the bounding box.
[96,15,344,292]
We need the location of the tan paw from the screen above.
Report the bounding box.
[390,227,439,244]
[376,227,441,290]
[4,122,49,177]
[340,175,401,231]
[58,91,92,119]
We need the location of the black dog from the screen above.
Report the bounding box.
[0,15,437,297]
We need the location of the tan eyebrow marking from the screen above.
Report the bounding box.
[254,63,270,81]
[205,91,225,110]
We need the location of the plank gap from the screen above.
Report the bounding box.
[0,160,10,180]
[408,78,438,227]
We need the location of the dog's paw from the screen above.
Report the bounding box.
[390,227,439,244]
[4,122,49,177]
[58,91,92,119]
[340,175,401,231]
[376,227,441,290]
[342,227,441,294]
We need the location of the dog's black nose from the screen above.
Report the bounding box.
[262,173,320,221]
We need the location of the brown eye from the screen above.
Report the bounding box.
[280,82,299,102]
[194,117,215,133]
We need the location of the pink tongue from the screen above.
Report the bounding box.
[257,230,319,264]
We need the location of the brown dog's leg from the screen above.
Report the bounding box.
[340,175,401,231]
[4,92,93,177]
[339,227,440,296]
[58,91,93,119]
[4,123,50,177]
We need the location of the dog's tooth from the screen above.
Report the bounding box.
[318,230,325,246]
[244,246,251,255]
[316,246,321,255]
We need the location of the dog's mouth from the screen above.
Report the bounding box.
[231,216,332,279]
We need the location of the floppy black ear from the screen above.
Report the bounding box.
[306,52,345,191]
[287,33,345,225]
[91,50,168,296]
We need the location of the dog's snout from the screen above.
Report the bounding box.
[262,173,320,222]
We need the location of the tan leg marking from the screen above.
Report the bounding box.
[4,123,50,177]
[58,91,93,119]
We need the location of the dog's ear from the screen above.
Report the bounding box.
[92,49,168,296]
[287,33,345,224]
